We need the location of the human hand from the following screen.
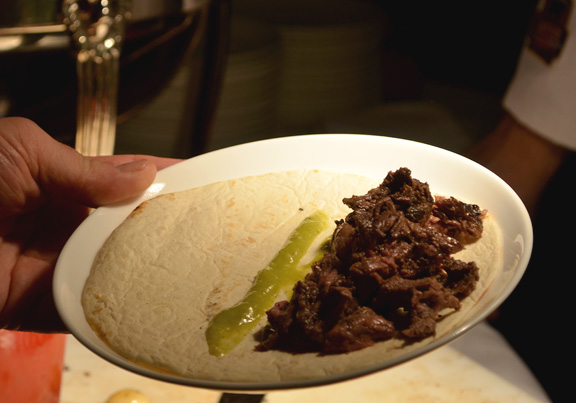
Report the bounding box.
[467,113,569,216]
[0,117,180,333]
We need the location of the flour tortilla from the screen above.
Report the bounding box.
[82,169,502,384]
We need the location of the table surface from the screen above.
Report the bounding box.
[60,325,548,403]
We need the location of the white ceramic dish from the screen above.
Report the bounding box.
[53,134,532,391]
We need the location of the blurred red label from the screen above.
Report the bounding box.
[0,330,67,403]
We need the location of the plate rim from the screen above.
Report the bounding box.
[53,133,533,390]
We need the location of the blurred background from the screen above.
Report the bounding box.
[1,0,537,158]
[0,0,229,157]
[1,0,550,398]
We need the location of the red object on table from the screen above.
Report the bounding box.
[0,330,67,403]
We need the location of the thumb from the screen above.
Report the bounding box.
[50,157,159,207]
[25,130,158,208]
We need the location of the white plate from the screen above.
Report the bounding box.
[53,134,532,391]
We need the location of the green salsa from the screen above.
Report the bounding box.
[205,209,331,357]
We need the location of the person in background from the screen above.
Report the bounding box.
[0,117,178,333]
[471,0,574,213]
[468,1,574,401]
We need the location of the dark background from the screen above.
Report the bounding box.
[4,0,568,401]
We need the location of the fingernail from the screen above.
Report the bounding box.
[116,159,149,173]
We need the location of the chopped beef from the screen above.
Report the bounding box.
[430,196,484,244]
[257,168,483,355]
